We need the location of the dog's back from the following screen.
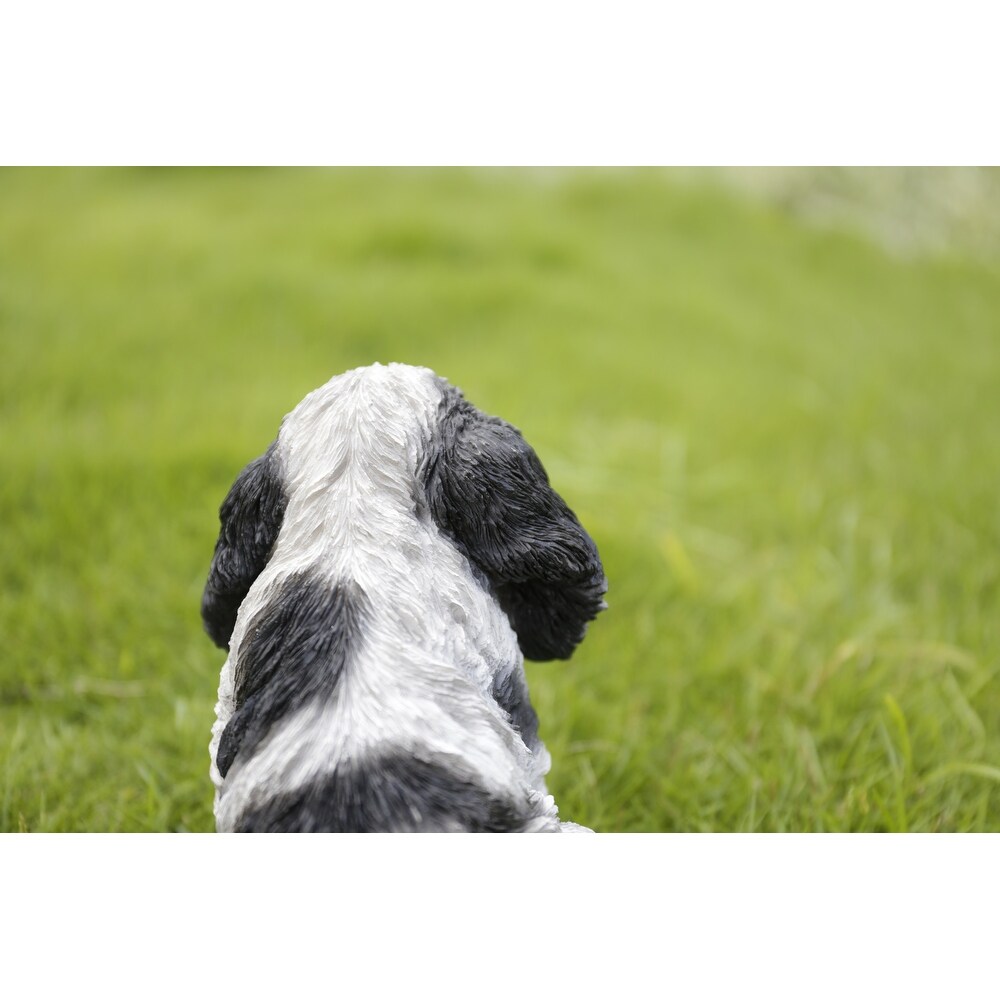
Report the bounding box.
[203,363,605,832]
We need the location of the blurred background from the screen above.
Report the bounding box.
[1,167,998,831]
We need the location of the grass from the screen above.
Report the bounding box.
[1,167,998,832]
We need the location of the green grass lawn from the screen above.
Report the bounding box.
[2,167,998,832]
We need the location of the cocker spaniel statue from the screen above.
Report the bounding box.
[202,362,606,832]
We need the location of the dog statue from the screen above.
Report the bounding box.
[202,362,606,831]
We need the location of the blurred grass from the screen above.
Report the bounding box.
[1,166,998,832]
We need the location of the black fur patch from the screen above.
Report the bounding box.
[492,669,540,752]
[202,441,288,649]
[236,755,527,832]
[423,386,607,661]
[216,574,367,780]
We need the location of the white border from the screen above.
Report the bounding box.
[3,834,996,995]
[2,3,998,163]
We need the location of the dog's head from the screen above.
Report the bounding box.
[201,363,606,661]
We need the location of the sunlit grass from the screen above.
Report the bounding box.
[2,167,998,831]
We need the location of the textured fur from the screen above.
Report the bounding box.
[203,363,606,832]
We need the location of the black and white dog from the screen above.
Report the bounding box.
[202,362,606,832]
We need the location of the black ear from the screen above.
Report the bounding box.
[201,441,287,649]
[425,391,606,661]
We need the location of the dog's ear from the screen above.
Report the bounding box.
[426,393,606,661]
[201,441,287,649]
